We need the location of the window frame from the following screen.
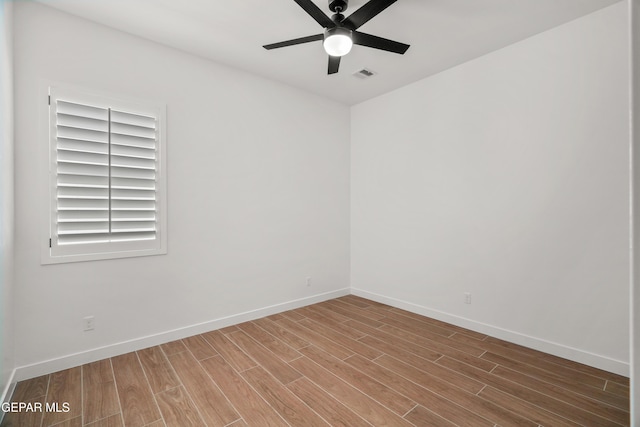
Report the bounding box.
[41,84,167,264]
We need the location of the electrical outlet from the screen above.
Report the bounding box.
[306,276,312,287]
[464,293,472,304]
[83,316,95,331]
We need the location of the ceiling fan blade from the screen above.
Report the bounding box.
[352,31,409,54]
[293,0,335,28]
[263,34,323,50]
[328,55,341,74]
[342,0,397,30]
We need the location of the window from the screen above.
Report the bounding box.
[42,86,167,264]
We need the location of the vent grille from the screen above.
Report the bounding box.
[353,68,377,79]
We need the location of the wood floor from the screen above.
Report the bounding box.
[2,296,630,426]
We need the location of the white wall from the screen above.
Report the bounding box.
[13,2,350,377]
[630,0,639,421]
[351,3,630,375]
[0,0,15,402]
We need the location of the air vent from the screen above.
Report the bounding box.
[353,68,377,80]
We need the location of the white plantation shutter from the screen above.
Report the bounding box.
[45,86,166,263]
[55,100,110,246]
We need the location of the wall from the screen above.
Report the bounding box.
[351,2,629,375]
[630,0,638,421]
[0,0,15,402]
[13,2,350,378]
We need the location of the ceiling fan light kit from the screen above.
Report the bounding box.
[323,27,353,57]
[263,0,410,75]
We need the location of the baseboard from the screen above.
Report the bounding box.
[13,286,629,381]
[14,288,349,382]
[351,288,630,377]
[0,369,17,424]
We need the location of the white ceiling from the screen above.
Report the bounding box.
[35,0,620,105]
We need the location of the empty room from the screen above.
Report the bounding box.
[1,0,638,426]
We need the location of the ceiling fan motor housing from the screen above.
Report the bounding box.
[329,0,348,13]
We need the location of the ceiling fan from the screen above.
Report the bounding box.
[263,0,410,75]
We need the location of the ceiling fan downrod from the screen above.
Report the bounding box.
[328,0,348,14]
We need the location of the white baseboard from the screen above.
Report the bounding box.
[12,286,629,382]
[14,288,349,382]
[0,369,17,424]
[351,288,630,377]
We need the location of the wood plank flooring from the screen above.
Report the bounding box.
[1,296,630,426]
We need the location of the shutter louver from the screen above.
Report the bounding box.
[54,100,158,247]
[109,109,157,243]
